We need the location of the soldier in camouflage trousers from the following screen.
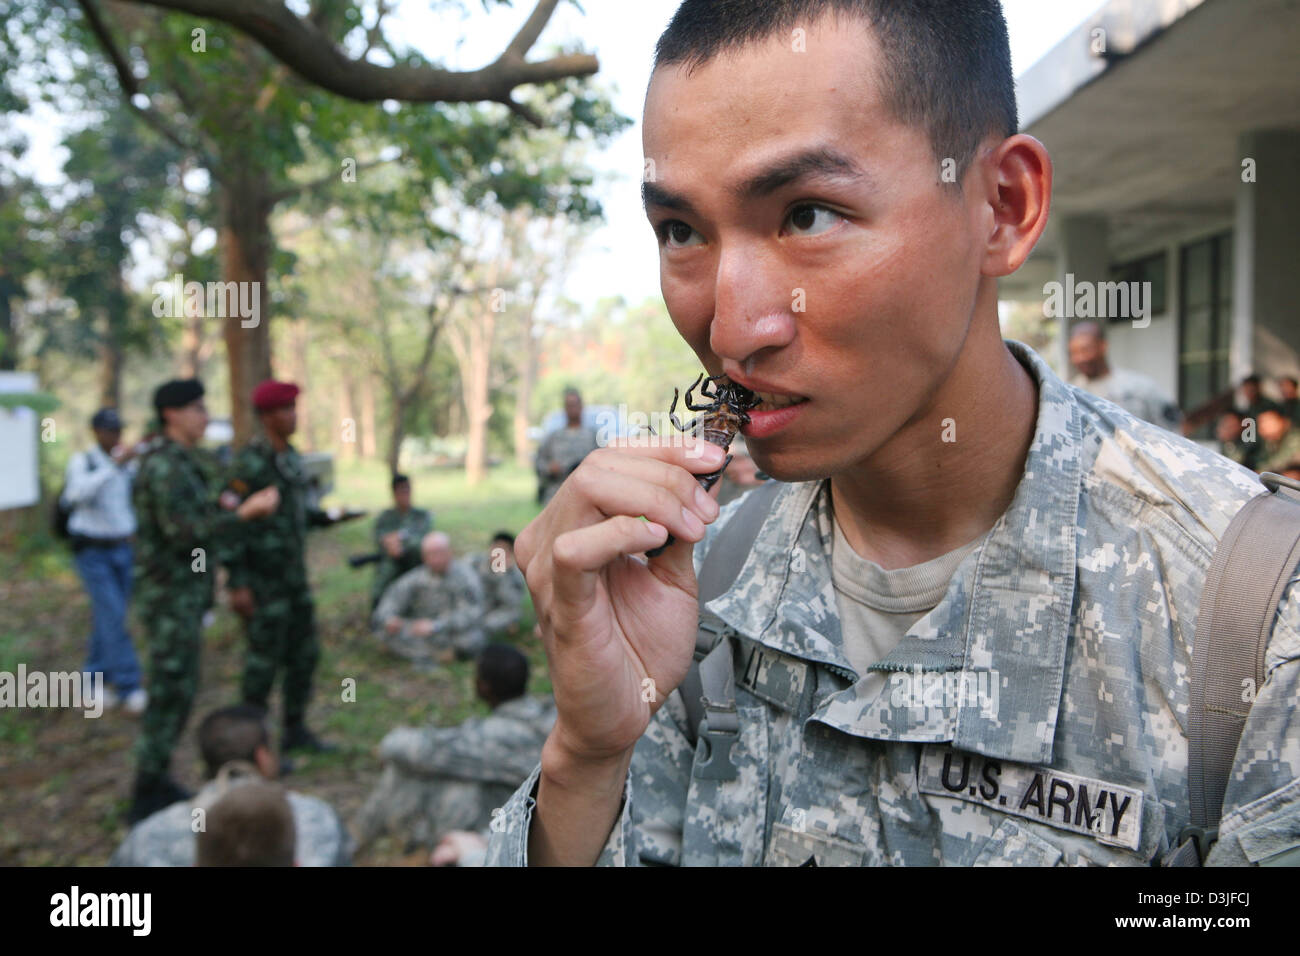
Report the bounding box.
[128,380,279,824]
[222,380,357,753]
[468,531,527,636]
[372,532,486,668]
[354,645,554,850]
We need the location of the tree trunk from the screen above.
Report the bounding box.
[289,319,312,451]
[360,371,378,459]
[387,387,406,474]
[513,319,538,468]
[336,361,357,462]
[0,280,18,371]
[220,163,274,446]
[464,307,496,485]
[98,330,123,409]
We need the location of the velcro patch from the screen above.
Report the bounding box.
[737,642,810,714]
[918,745,1145,851]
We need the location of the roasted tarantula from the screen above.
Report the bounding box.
[646,373,760,557]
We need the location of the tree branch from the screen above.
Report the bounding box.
[268,153,401,204]
[75,0,215,166]
[117,0,599,124]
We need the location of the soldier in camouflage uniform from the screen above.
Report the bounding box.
[114,705,350,866]
[1068,323,1183,431]
[485,2,1300,867]
[370,473,433,610]
[129,380,279,824]
[223,380,358,753]
[467,532,527,636]
[372,532,486,667]
[1257,406,1300,474]
[354,645,554,850]
[535,388,600,504]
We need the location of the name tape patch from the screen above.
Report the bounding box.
[918,745,1145,851]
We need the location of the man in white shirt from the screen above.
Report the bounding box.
[63,407,146,713]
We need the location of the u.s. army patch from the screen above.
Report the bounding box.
[918,745,1145,851]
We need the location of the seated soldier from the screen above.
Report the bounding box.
[467,531,527,637]
[370,473,433,611]
[196,781,296,867]
[372,532,486,667]
[353,645,555,852]
[111,704,352,866]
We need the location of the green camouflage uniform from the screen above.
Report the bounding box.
[372,560,486,665]
[132,437,237,780]
[468,551,527,635]
[370,507,433,609]
[536,424,600,504]
[486,341,1300,866]
[222,436,333,729]
[354,695,555,849]
[111,761,352,866]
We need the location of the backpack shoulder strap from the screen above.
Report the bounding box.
[1167,473,1300,866]
[679,480,784,751]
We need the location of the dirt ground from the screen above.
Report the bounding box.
[0,523,542,867]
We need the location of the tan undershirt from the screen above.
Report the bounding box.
[831,514,982,680]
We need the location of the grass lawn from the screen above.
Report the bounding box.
[0,459,544,866]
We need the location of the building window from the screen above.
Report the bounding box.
[1108,251,1168,320]
[1178,232,1233,418]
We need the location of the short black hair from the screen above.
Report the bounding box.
[197,704,271,779]
[654,0,1017,178]
[391,473,410,490]
[491,531,516,548]
[476,644,529,703]
[1242,374,1262,387]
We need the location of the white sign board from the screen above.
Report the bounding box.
[0,371,41,510]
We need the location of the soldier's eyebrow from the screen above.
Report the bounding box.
[641,147,869,216]
[732,147,869,200]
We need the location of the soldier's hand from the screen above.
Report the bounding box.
[384,617,404,636]
[236,485,280,520]
[408,619,435,638]
[381,532,403,558]
[517,438,725,767]
[229,587,256,619]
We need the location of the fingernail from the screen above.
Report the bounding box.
[681,506,706,539]
[694,484,718,520]
[700,443,725,465]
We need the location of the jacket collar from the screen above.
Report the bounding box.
[706,342,1082,765]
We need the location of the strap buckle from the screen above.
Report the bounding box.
[695,698,740,781]
[1175,824,1219,865]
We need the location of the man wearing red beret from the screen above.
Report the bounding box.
[221,379,359,753]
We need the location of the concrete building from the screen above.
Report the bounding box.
[1002,0,1300,418]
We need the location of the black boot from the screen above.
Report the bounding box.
[282,722,336,754]
[127,773,192,824]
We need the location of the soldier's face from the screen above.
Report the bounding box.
[167,400,208,444]
[264,404,297,438]
[1259,411,1289,443]
[393,484,411,510]
[423,542,452,574]
[1068,335,1107,380]
[643,15,992,482]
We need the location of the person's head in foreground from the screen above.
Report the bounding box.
[420,531,454,575]
[474,643,528,709]
[643,0,1046,488]
[199,704,278,781]
[1259,406,1292,445]
[196,781,296,867]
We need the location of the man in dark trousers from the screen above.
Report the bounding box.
[223,380,358,753]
